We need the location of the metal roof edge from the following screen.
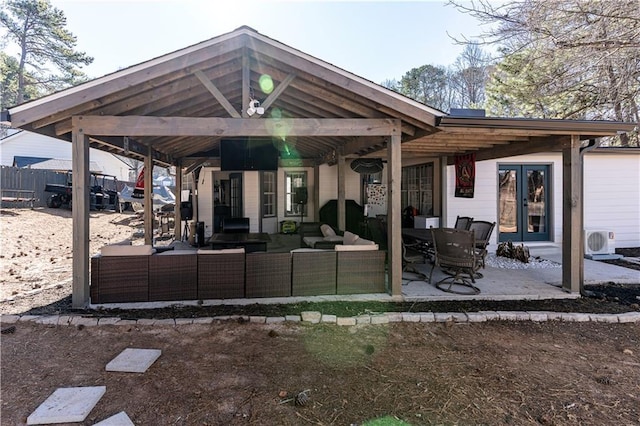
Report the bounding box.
[438,116,637,133]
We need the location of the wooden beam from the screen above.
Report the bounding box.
[75,116,400,137]
[562,135,583,293]
[388,128,402,299]
[144,149,154,245]
[87,136,173,166]
[242,46,250,118]
[194,70,241,118]
[450,136,572,165]
[175,160,183,241]
[337,149,346,231]
[71,117,90,308]
[260,73,296,111]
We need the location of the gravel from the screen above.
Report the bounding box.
[485,253,561,269]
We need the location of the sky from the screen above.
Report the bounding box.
[45,0,490,84]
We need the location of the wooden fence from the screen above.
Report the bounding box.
[0,166,68,208]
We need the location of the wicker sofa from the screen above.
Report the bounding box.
[90,240,387,304]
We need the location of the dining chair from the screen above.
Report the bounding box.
[468,220,496,269]
[428,227,482,294]
[402,238,428,282]
[454,216,474,230]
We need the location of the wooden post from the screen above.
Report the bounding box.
[337,149,346,231]
[175,161,183,241]
[144,148,153,245]
[562,135,583,293]
[71,117,90,308]
[313,165,320,222]
[439,156,448,225]
[387,124,402,298]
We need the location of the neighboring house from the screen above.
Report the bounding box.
[0,129,134,181]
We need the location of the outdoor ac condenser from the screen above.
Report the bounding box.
[584,230,615,256]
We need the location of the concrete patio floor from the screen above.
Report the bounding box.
[401,243,640,302]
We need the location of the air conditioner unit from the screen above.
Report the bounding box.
[584,230,615,255]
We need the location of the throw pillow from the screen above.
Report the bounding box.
[343,231,360,245]
[320,224,336,237]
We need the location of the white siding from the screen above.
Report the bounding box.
[583,152,640,248]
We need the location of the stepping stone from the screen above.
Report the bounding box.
[27,386,106,425]
[93,411,135,425]
[106,348,161,373]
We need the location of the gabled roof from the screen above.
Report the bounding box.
[8,26,442,167]
[8,26,635,167]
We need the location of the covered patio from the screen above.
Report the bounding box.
[7,26,635,308]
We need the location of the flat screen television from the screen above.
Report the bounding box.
[220,138,279,171]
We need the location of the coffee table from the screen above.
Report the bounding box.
[209,233,272,253]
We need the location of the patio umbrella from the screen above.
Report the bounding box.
[350,158,384,174]
[132,167,144,199]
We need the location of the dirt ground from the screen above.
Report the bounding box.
[2,207,640,425]
[2,320,640,425]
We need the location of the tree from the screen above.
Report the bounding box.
[398,64,453,111]
[450,43,492,109]
[0,0,93,106]
[0,51,41,109]
[451,0,640,146]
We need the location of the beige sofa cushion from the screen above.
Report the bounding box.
[335,244,379,251]
[157,250,197,256]
[101,244,155,256]
[197,248,245,255]
[354,238,376,245]
[343,231,360,245]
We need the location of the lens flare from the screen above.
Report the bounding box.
[259,74,274,94]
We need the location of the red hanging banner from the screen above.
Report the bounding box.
[132,167,145,199]
[455,153,476,198]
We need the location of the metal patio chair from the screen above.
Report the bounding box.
[429,227,482,295]
[469,220,496,269]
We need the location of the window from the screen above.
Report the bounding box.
[261,171,276,218]
[285,171,307,216]
[401,163,434,216]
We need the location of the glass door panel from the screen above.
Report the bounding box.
[498,165,550,242]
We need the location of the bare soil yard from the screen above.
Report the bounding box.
[1,208,640,425]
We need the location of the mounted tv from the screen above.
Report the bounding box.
[220,138,279,171]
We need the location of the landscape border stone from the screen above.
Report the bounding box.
[2,311,640,330]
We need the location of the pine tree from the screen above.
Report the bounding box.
[0,0,93,105]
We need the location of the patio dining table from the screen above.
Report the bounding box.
[209,232,272,253]
[402,228,434,245]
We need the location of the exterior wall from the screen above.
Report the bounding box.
[318,162,362,208]
[583,152,640,248]
[243,171,260,233]
[198,167,215,239]
[445,151,640,249]
[1,130,132,181]
[196,163,363,237]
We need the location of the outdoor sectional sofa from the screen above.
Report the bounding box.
[90,238,386,304]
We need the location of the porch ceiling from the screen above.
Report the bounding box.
[8,26,636,168]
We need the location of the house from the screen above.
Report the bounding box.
[1,128,135,181]
[6,26,636,307]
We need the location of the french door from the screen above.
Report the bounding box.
[498,165,550,242]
